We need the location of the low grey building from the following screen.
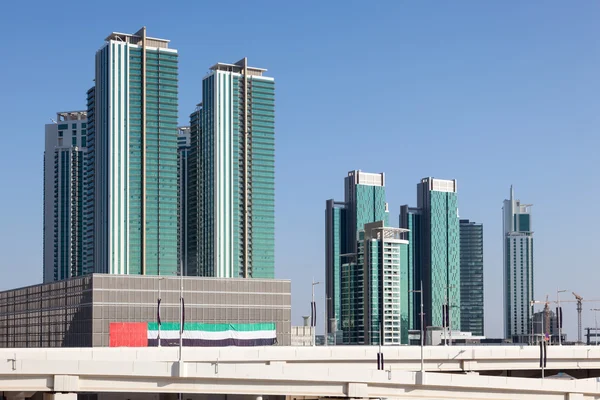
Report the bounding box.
[0,274,291,348]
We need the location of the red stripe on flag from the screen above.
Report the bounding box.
[109,322,148,347]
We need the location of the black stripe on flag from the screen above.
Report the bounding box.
[311,301,316,327]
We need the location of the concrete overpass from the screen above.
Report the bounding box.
[2,346,600,400]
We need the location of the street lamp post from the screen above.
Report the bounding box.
[410,281,425,373]
[179,263,184,360]
[311,279,321,346]
[557,288,567,345]
[178,263,184,400]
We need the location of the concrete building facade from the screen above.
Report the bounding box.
[0,274,291,348]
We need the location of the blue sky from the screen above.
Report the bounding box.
[0,1,598,339]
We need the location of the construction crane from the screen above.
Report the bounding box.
[573,292,583,343]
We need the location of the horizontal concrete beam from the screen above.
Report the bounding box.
[2,346,600,373]
[0,347,600,398]
[1,359,600,398]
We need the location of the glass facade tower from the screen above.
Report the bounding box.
[43,112,88,283]
[503,186,534,339]
[86,28,179,276]
[399,206,421,330]
[341,221,410,345]
[189,58,275,278]
[400,178,460,331]
[325,199,346,341]
[327,171,388,343]
[459,219,484,336]
[178,127,191,275]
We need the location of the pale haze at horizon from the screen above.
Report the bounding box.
[0,1,598,341]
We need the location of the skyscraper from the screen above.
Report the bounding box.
[344,171,388,252]
[400,178,460,331]
[178,126,191,275]
[341,221,410,345]
[189,58,275,278]
[86,28,179,276]
[325,199,346,340]
[43,111,88,283]
[459,219,484,336]
[503,186,534,339]
[399,206,421,330]
[327,170,388,343]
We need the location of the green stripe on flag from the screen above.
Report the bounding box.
[148,322,276,332]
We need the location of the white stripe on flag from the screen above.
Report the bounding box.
[148,329,277,340]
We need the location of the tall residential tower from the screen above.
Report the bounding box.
[189,58,275,278]
[43,111,88,282]
[459,219,484,336]
[86,28,179,276]
[326,171,388,343]
[325,199,346,341]
[400,178,461,331]
[503,186,534,339]
[178,126,191,274]
[341,221,410,345]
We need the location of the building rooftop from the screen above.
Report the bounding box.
[105,27,170,49]
[210,58,267,76]
[56,111,87,121]
[421,177,457,193]
[348,170,385,187]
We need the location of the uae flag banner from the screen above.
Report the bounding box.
[147,322,277,347]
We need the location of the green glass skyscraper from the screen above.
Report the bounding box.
[189,58,275,278]
[459,219,484,336]
[327,170,388,343]
[43,111,88,283]
[341,221,410,345]
[399,206,421,330]
[325,199,346,342]
[86,28,179,276]
[178,127,191,275]
[401,178,460,331]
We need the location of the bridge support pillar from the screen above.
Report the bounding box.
[43,394,77,400]
[345,383,368,398]
[416,371,426,385]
